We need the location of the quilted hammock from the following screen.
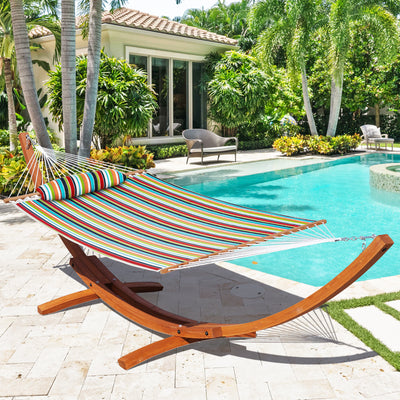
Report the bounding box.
[16,172,318,272]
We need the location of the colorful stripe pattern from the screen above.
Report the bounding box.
[18,172,317,272]
[37,169,126,200]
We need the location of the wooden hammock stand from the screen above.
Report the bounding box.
[17,133,393,369]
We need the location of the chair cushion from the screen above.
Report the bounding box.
[364,126,381,138]
[190,145,237,153]
[373,138,394,143]
[37,169,126,200]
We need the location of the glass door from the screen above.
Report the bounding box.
[151,58,169,137]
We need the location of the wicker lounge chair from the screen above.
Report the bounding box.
[360,125,394,150]
[5,132,393,370]
[183,129,238,164]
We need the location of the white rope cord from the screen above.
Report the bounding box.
[8,140,137,199]
[178,225,376,270]
[38,146,135,174]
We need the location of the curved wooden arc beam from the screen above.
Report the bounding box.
[42,234,392,369]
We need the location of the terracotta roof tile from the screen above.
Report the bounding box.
[29,7,237,46]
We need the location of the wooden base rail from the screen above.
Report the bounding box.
[34,234,393,369]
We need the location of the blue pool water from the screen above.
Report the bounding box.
[170,153,400,286]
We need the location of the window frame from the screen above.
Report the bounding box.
[125,46,205,139]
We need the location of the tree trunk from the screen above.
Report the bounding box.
[3,58,18,151]
[9,0,52,149]
[300,67,318,136]
[61,0,77,154]
[374,103,380,127]
[79,0,102,157]
[326,74,343,137]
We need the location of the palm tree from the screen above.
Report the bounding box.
[326,0,400,136]
[251,0,325,136]
[61,0,77,154]
[180,0,252,39]
[78,0,103,158]
[0,1,18,150]
[9,0,52,148]
[3,0,59,150]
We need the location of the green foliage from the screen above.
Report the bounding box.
[342,24,400,115]
[90,146,155,170]
[273,135,308,156]
[208,51,269,129]
[47,51,158,148]
[0,129,9,146]
[179,0,256,49]
[238,138,275,151]
[273,134,361,156]
[263,66,305,123]
[145,144,187,160]
[0,148,31,196]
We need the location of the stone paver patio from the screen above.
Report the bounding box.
[1,149,400,399]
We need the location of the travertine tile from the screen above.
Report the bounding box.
[0,376,54,397]
[28,346,69,379]
[205,367,239,400]
[78,375,115,400]
[8,335,50,363]
[49,360,90,396]
[175,348,205,388]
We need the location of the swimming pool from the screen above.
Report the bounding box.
[169,153,400,286]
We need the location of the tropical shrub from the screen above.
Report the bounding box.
[0,129,9,146]
[145,144,187,160]
[208,51,269,130]
[47,51,158,148]
[273,135,308,156]
[273,134,361,156]
[90,145,155,170]
[0,149,31,196]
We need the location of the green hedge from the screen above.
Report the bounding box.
[273,134,362,156]
[145,144,187,160]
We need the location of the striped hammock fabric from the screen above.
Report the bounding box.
[16,172,318,272]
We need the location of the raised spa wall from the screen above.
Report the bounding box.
[370,163,400,192]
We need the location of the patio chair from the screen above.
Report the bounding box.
[4,132,393,370]
[182,129,238,164]
[360,125,394,150]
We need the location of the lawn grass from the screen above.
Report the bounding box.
[325,291,400,371]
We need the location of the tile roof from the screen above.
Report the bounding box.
[29,7,237,46]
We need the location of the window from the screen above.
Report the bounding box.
[173,60,188,135]
[151,58,169,137]
[127,49,207,139]
[193,62,207,129]
[129,54,147,71]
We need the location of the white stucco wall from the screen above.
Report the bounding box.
[32,24,236,144]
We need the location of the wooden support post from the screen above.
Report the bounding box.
[19,132,43,188]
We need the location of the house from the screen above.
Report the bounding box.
[30,8,237,145]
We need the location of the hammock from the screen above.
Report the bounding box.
[5,133,393,369]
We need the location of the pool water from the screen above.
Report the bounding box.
[169,153,400,286]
